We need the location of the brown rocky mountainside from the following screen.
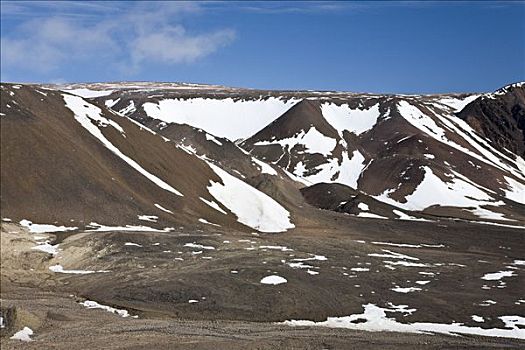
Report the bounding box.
[2,82,524,228]
[1,81,525,349]
[0,84,298,233]
[457,82,525,158]
[240,86,525,224]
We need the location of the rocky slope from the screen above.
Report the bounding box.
[60,81,525,226]
[241,85,525,223]
[2,81,524,229]
[0,83,296,233]
[2,81,525,347]
[457,82,525,158]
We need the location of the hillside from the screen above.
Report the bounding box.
[1,81,524,349]
[65,81,525,226]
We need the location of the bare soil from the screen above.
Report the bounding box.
[2,216,524,349]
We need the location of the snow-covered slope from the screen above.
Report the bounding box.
[11,81,525,225]
[142,97,300,141]
[0,83,297,233]
[240,86,525,222]
[91,80,522,223]
[206,162,294,232]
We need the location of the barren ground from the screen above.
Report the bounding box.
[1,215,524,349]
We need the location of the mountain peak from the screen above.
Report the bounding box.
[457,82,525,157]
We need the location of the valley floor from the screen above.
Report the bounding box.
[1,215,524,349]
[2,290,523,350]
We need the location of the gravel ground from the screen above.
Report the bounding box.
[1,220,524,349]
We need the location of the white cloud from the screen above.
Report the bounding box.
[0,2,235,77]
[1,17,117,73]
[132,26,235,65]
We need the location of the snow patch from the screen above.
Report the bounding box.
[468,207,513,221]
[10,327,33,342]
[357,203,369,211]
[205,133,223,146]
[206,162,294,232]
[321,103,380,135]
[293,150,366,189]
[336,150,366,188]
[80,300,132,318]
[20,219,77,233]
[282,303,525,339]
[399,100,524,180]
[503,176,525,204]
[472,315,484,323]
[436,95,480,112]
[481,270,516,281]
[384,261,429,268]
[368,249,419,261]
[415,280,431,285]
[371,241,444,249]
[87,222,173,232]
[376,166,497,211]
[31,242,59,255]
[198,218,221,227]
[391,286,422,293]
[356,212,388,219]
[119,100,136,115]
[254,127,337,157]
[143,97,299,140]
[49,264,107,274]
[184,242,215,250]
[138,215,158,222]
[260,275,287,285]
[252,157,278,175]
[392,210,430,222]
[259,245,293,252]
[154,203,173,214]
[105,98,120,108]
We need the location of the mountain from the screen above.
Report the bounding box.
[0,83,295,233]
[2,81,525,348]
[2,81,524,229]
[241,86,525,223]
[300,183,431,220]
[456,82,525,158]
[45,81,525,226]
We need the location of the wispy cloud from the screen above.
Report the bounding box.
[1,1,235,78]
[227,1,524,14]
[0,1,121,20]
[132,27,235,65]
[219,1,355,14]
[2,17,117,73]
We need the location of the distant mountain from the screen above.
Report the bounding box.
[1,81,524,229]
[240,85,525,223]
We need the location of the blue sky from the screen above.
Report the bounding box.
[1,1,524,93]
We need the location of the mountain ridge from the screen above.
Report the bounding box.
[2,80,525,348]
[1,81,524,230]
